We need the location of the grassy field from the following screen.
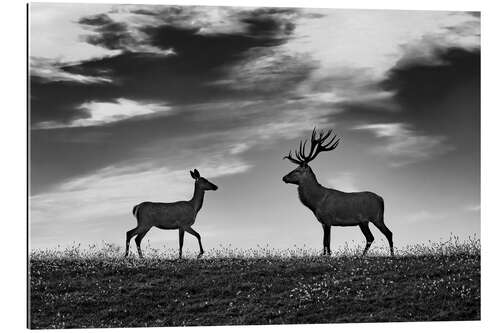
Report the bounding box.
[29,237,480,328]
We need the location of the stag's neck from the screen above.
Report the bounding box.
[190,184,205,213]
[297,173,326,212]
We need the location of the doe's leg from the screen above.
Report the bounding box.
[185,226,204,258]
[135,229,149,259]
[125,227,138,257]
[359,223,374,256]
[178,229,185,259]
[321,224,327,255]
[373,222,394,256]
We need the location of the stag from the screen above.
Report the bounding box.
[282,129,394,256]
[125,169,218,259]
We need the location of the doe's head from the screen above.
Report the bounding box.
[190,169,218,191]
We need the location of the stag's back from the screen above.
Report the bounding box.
[316,189,384,225]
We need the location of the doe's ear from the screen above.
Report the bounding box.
[193,169,200,178]
[190,170,197,179]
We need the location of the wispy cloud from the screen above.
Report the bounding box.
[33,98,173,129]
[352,123,454,166]
[30,57,112,84]
[326,172,359,192]
[78,13,177,56]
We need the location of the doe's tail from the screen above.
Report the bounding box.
[132,204,141,219]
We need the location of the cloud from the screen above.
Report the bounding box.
[77,6,296,59]
[352,123,454,166]
[394,19,479,69]
[122,5,297,36]
[383,48,480,111]
[29,3,118,62]
[326,172,359,192]
[279,9,480,119]
[30,57,112,84]
[79,13,175,55]
[33,98,173,129]
[30,6,306,129]
[212,47,317,94]
[285,9,479,80]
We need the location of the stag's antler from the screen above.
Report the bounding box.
[283,128,340,165]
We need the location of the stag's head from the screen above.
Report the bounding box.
[190,169,218,191]
[282,128,340,185]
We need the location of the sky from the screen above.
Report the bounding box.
[29,3,480,252]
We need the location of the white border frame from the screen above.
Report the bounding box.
[4,0,497,332]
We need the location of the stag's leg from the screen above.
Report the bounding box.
[135,229,150,259]
[178,229,185,259]
[125,227,138,257]
[327,226,332,255]
[185,226,204,258]
[321,224,327,255]
[322,224,332,255]
[373,222,394,256]
[359,223,374,256]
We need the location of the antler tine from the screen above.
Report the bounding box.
[316,129,332,144]
[294,140,302,160]
[311,128,325,144]
[322,134,340,151]
[283,150,302,164]
[298,139,307,160]
[311,127,317,143]
[295,149,302,162]
[308,128,341,161]
[303,137,320,162]
[324,129,333,142]
[284,128,340,165]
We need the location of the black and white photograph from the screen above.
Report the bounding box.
[27,1,481,329]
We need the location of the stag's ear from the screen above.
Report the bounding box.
[193,169,200,178]
[190,170,197,179]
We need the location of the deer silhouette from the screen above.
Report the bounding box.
[125,169,218,259]
[282,128,394,256]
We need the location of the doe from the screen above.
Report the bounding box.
[125,169,218,259]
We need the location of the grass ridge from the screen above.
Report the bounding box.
[29,237,480,328]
